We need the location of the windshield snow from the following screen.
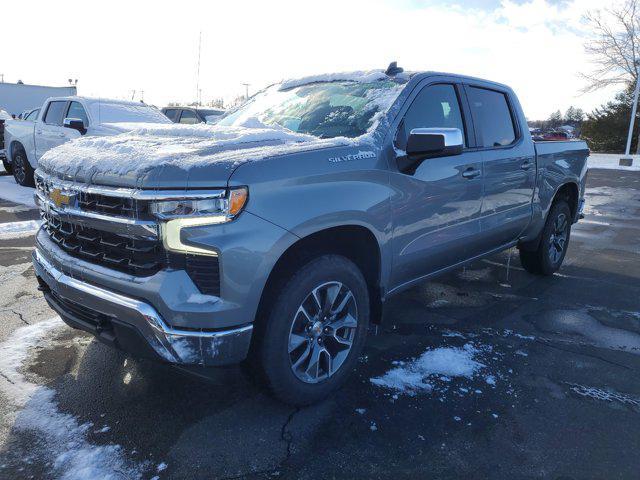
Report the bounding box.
[218,81,403,139]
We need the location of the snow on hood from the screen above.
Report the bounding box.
[38,122,350,178]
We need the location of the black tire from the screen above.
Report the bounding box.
[255,255,370,405]
[2,158,12,174]
[12,147,35,187]
[519,200,572,275]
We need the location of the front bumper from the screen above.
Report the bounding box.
[33,248,253,366]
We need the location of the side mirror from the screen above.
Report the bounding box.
[399,128,463,174]
[63,117,87,135]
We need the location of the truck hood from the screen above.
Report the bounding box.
[37,123,352,189]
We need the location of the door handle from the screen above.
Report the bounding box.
[56,133,66,138]
[521,160,534,170]
[462,167,481,179]
[36,130,43,134]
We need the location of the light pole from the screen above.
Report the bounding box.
[241,83,250,100]
[622,62,640,165]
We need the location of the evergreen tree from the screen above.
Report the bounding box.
[581,88,640,153]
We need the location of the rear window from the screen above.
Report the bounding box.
[44,101,67,125]
[467,87,517,147]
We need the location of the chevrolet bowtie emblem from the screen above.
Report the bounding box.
[50,188,73,208]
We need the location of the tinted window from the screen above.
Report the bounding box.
[67,101,89,126]
[164,108,179,121]
[44,101,67,125]
[467,87,516,147]
[179,109,199,124]
[397,84,465,150]
[26,109,39,121]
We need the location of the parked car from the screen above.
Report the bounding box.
[32,66,588,405]
[162,106,225,124]
[4,97,171,186]
[543,130,572,141]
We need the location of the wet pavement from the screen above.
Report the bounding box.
[0,168,639,479]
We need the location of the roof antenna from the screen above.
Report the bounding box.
[385,61,404,76]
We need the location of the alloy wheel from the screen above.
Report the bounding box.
[288,281,358,384]
[13,153,26,184]
[548,212,568,264]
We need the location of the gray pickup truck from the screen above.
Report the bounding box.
[32,65,588,405]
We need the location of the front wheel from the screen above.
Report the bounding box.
[12,148,35,187]
[256,255,370,405]
[519,200,572,275]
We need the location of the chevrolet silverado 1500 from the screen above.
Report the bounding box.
[32,66,588,405]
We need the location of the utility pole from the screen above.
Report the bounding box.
[0,73,4,83]
[241,83,250,100]
[622,64,640,166]
[196,31,202,106]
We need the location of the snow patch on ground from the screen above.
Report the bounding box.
[370,344,486,395]
[588,153,640,172]
[0,220,42,239]
[0,319,147,479]
[0,175,37,207]
[567,383,640,408]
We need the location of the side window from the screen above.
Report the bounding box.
[164,109,179,121]
[43,101,67,125]
[179,109,199,124]
[467,87,516,147]
[26,109,39,121]
[66,101,89,127]
[396,84,466,150]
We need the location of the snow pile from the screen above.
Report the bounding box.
[588,153,640,171]
[0,219,41,239]
[371,344,485,395]
[0,319,146,479]
[38,123,337,177]
[0,175,37,207]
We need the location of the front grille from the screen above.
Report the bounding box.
[43,212,165,276]
[37,175,222,296]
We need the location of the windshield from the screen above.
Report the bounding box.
[218,81,403,138]
[91,103,171,124]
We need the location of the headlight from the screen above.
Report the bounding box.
[152,187,248,256]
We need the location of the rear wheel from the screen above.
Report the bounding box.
[256,255,369,405]
[519,200,572,275]
[12,147,35,187]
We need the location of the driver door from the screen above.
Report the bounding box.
[388,82,485,291]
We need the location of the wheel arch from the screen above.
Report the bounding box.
[255,225,384,331]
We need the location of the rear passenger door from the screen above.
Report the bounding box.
[389,81,485,290]
[465,85,536,249]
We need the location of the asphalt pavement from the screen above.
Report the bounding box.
[0,168,639,480]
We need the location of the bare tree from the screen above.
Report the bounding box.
[581,0,639,92]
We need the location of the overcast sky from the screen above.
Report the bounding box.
[1,0,625,119]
